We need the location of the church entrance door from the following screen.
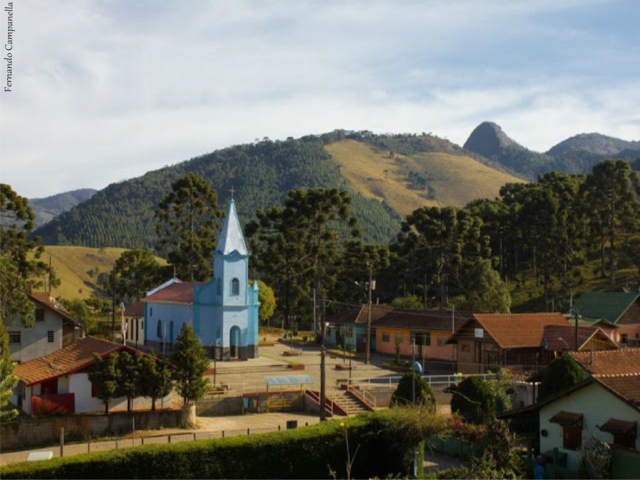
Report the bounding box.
[230,326,241,358]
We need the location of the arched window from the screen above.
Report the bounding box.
[216,278,222,295]
[157,320,163,339]
[231,278,240,296]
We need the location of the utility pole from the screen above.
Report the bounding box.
[366,262,373,365]
[320,322,327,421]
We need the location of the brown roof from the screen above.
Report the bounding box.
[326,305,471,332]
[14,336,139,386]
[28,292,76,325]
[549,410,583,426]
[143,282,197,304]
[121,302,144,317]
[450,313,569,348]
[542,326,618,352]
[570,348,640,377]
[598,418,638,436]
[595,375,640,411]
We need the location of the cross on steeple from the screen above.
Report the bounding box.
[229,186,235,199]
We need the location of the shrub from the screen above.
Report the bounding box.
[537,354,586,402]
[450,376,496,424]
[390,372,436,412]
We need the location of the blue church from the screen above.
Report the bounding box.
[142,199,260,360]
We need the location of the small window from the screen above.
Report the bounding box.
[8,331,21,344]
[437,336,447,346]
[157,320,163,339]
[621,333,628,345]
[35,308,45,322]
[424,332,431,346]
[149,307,153,317]
[382,333,390,343]
[216,278,222,295]
[47,331,54,343]
[563,425,582,450]
[231,278,240,296]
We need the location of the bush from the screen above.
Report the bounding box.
[450,376,496,424]
[538,354,586,402]
[390,372,436,412]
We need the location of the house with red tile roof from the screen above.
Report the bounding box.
[6,292,77,363]
[11,336,171,416]
[447,313,618,374]
[326,305,471,363]
[536,349,640,472]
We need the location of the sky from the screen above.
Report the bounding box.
[1,0,639,199]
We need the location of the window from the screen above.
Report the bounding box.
[8,331,21,344]
[424,332,431,346]
[157,320,163,339]
[599,418,637,449]
[40,379,58,395]
[216,278,222,295]
[47,331,54,343]
[35,308,45,322]
[231,278,240,296]
[563,425,582,450]
[382,333,390,343]
[621,333,628,345]
[437,336,447,347]
[149,307,153,317]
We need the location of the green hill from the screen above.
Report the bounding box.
[33,132,524,249]
[29,188,97,228]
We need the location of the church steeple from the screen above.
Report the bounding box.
[216,199,247,256]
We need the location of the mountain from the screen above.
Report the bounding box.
[464,122,640,180]
[30,189,97,228]
[33,131,524,249]
[463,122,554,180]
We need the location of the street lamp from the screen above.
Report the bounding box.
[320,321,329,421]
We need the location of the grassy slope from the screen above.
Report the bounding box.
[36,246,166,300]
[326,140,525,218]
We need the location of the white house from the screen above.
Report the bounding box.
[6,292,77,363]
[12,336,172,416]
[143,198,260,360]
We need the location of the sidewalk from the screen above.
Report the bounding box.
[0,411,321,466]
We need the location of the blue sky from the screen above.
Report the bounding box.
[1,0,639,198]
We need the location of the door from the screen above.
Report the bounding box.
[230,326,241,358]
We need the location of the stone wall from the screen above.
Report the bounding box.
[1,409,187,451]
[197,391,305,416]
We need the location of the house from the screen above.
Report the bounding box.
[447,313,617,375]
[122,301,144,348]
[573,291,640,347]
[537,349,640,471]
[6,292,77,363]
[11,336,171,416]
[143,198,260,360]
[325,305,470,363]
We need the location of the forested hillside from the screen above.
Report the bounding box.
[33,132,523,248]
[29,188,97,228]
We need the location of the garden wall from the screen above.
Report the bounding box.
[1,409,186,451]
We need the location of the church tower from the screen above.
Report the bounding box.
[193,198,259,360]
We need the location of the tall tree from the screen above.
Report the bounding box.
[139,352,173,411]
[116,350,141,412]
[107,249,165,304]
[0,323,18,421]
[459,258,511,313]
[58,298,97,335]
[88,353,120,415]
[0,253,33,327]
[0,184,58,289]
[246,188,360,329]
[579,160,640,286]
[170,322,209,406]
[155,174,224,281]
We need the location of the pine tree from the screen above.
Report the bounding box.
[170,323,209,406]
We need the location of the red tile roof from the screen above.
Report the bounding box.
[326,305,471,332]
[14,336,140,386]
[121,302,144,317]
[595,374,640,411]
[461,313,570,348]
[570,348,640,377]
[28,292,76,324]
[542,326,618,352]
[143,282,197,304]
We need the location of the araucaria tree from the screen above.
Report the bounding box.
[155,174,225,281]
[106,249,166,304]
[170,322,209,406]
[0,323,18,421]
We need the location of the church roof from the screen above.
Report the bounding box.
[216,198,248,256]
[144,282,196,304]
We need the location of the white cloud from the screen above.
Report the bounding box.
[1,0,638,198]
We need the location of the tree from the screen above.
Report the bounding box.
[450,376,496,424]
[155,174,224,281]
[58,298,97,334]
[107,249,165,304]
[170,322,209,406]
[252,280,276,324]
[390,371,436,412]
[0,184,58,289]
[538,354,586,402]
[0,323,18,421]
[459,258,511,313]
[0,253,33,327]
[116,350,141,412]
[139,352,173,411]
[391,295,423,310]
[88,353,120,415]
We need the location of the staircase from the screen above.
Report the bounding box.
[328,389,371,416]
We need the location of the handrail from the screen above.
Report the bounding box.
[346,385,376,410]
